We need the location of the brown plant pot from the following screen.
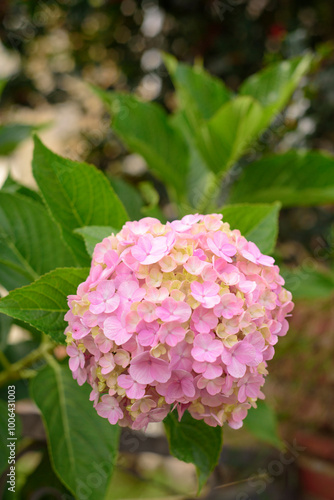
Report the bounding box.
[296,430,334,500]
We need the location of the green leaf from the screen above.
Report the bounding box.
[108,177,143,220]
[94,89,189,198]
[240,53,313,128]
[0,268,89,343]
[196,96,264,175]
[0,192,76,291]
[0,313,12,351]
[75,226,117,256]
[220,203,281,254]
[30,362,120,500]
[164,411,223,492]
[32,137,128,266]
[0,123,46,156]
[0,399,22,475]
[170,111,213,210]
[244,400,282,449]
[281,267,334,299]
[229,150,334,207]
[163,53,232,121]
[1,174,43,204]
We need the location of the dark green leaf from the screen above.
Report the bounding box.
[94,89,189,197]
[0,313,12,351]
[75,226,117,256]
[0,268,89,344]
[30,362,120,500]
[229,150,334,206]
[221,203,281,254]
[196,96,264,175]
[0,192,76,291]
[240,54,313,128]
[244,400,282,449]
[108,177,143,220]
[32,137,128,266]
[164,411,223,492]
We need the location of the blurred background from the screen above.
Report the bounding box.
[0,0,334,499]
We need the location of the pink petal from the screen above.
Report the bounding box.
[227,357,246,378]
[129,352,171,384]
[235,342,258,365]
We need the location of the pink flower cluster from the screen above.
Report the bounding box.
[65,214,293,430]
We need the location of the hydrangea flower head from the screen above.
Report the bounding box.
[65,214,293,430]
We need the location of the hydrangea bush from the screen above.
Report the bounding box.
[65,214,293,431]
[2,51,330,499]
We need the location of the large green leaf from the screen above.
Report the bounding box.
[75,226,117,256]
[164,411,223,492]
[94,89,189,198]
[240,53,313,128]
[221,203,281,254]
[244,400,282,449]
[196,96,264,175]
[0,268,89,344]
[229,150,334,206]
[281,267,334,299]
[163,53,232,122]
[32,137,128,266]
[0,399,22,475]
[0,192,76,291]
[30,362,120,500]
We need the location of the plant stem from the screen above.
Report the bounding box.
[0,341,54,387]
[43,351,59,369]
